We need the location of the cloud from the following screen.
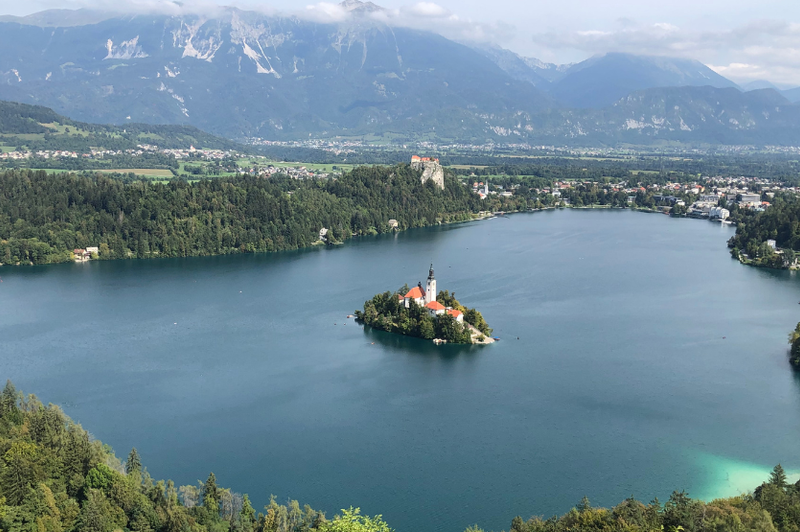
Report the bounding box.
[531,19,800,85]
[300,1,513,45]
[403,2,450,18]
[303,2,350,23]
[21,0,232,17]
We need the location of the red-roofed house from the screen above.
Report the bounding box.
[425,300,446,317]
[404,285,425,307]
[447,309,464,322]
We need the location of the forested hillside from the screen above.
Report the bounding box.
[0,166,483,265]
[0,100,243,152]
[0,380,392,532]
[727,194,800,267]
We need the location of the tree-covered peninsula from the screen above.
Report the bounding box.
[789,323,800,369]
[0,165,482,266]
[727,194,800,269]
[355,270,492,345]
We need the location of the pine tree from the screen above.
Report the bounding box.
[126,448,142,476]
[0,380,21,425]
[0,441,42,505]
[770,464,788,489]
[203,472,220,521]
[577,496,591,512]
[239,494,256,532]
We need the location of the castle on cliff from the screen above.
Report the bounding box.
[411,155,445,189]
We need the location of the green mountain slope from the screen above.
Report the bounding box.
[0,100,244,152]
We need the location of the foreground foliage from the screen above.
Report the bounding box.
[0,381,389,532]
[355,289,491,344]
[0,166,480,265]
[467,464,799,532]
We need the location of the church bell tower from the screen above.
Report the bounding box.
[425,264,436,304]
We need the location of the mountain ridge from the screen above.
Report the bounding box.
[0,8,555,141]
[2,7,800,146]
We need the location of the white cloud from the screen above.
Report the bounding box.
[297,0,513,45]
[403,2,450,18]
[303,2,350,23]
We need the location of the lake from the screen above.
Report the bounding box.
[2,209,800,532]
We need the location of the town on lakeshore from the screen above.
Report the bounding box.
[355,265,494,345]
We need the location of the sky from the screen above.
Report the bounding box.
[2,0,800,86]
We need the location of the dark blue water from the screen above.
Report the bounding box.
[2,209,800,532]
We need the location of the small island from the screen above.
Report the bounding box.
[355,265,494,344]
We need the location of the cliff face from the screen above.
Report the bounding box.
[412,160,444,189]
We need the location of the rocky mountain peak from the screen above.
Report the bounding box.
[338,0,384,14]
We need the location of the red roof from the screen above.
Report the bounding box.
[447,309,463,318]
[425,301,445,311]
[404,286,425,299]
[397,294,404,301]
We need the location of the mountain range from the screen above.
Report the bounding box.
[1,2,800,146]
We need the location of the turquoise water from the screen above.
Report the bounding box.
[2,209,800,531]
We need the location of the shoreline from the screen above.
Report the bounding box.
[0,205,747,270]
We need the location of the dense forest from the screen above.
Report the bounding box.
[727,194,800,268]
[4,379,800,532]
[0,153,181,172]
[355,289,492,344]
[0,166,484,266]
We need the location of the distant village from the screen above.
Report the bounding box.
[0,145,242,162]
[244,136,800,158]
[472,175,797,221]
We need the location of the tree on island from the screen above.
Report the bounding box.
[355,290,490,344]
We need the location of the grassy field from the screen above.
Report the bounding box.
[26,168,77,175]
[97,168,175,178]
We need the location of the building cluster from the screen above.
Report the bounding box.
[0,150,81,160]
[398,266,464,322]
[245,137,800,158]
[72,246,99,262]
[0,145,240,162]
[242,164,332,180]
[156,146,240,160]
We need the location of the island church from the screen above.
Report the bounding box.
[398,265,463,322]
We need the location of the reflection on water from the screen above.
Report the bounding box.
[361,324,485,360]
